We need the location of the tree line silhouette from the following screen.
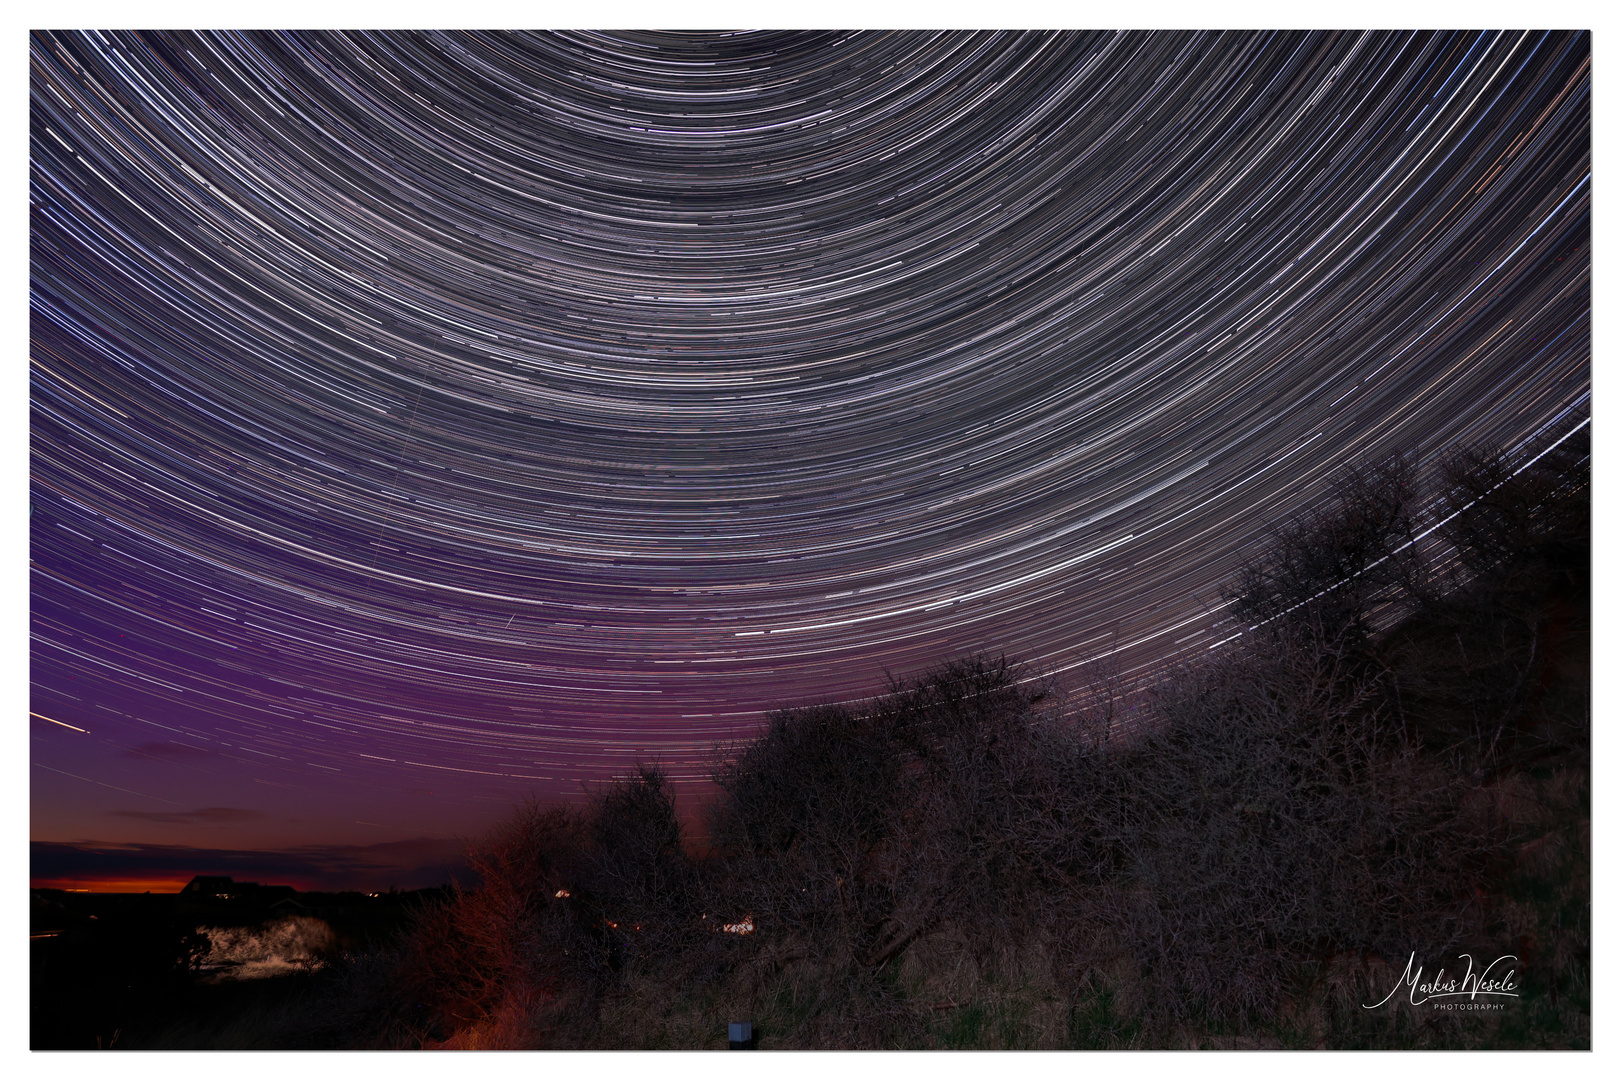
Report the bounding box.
[366,423,1589,1048]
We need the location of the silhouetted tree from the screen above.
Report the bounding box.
[707,699,913,967]
[1387,424,1590,765]
[1226,453,1423,644]
[584,763,696,965]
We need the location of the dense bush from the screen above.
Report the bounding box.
[1220,424,1590,771]
[1097,621,1493,1023]
[1391,426,1591,766]
[394,800,600,1041]
[1436,427,1589,607]
[707,700,911,966]
[587,763,693,943]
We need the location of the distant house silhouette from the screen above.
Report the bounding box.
[180,875,244,899]
[179,876,295,903]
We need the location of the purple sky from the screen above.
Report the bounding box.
[30,30,1590,891]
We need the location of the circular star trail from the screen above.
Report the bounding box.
[31,31,1589,841]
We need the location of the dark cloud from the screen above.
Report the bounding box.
[31,837,473,892]
[112,806,265,825]
[121,741,212,761]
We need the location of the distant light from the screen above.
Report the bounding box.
[555,888,570,898]
[721,916,754,935]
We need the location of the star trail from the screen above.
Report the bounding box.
[31,30,1589,880]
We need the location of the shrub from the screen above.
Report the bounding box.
[584,764,698,964]
[394,800,600,1041]
[706,656,1063,971]
[1436,426,1589,607]
[707,700,912,967]
[881,656,1066,962]
[1095,621,1494,1024]
[1387,425,1589,765]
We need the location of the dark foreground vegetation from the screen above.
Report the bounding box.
[43,426,1588,1049]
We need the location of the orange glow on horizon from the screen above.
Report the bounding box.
[31,874,195,894]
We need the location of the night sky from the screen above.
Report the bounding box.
[30,30,1590,891]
